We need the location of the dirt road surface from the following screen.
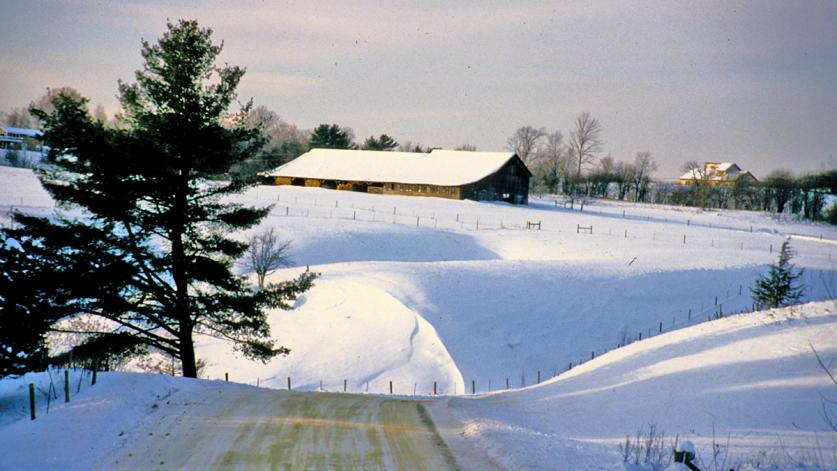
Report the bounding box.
[101,385,496,470]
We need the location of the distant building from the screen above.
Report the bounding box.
[678,162,758,187]
[263,148,531,204]
[0,126,43,152]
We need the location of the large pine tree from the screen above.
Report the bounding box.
[0,20,315,378]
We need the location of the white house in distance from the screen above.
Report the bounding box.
[263,148,532,204]
[679,162,758,187]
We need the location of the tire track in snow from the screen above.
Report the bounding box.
[101,386,467,470]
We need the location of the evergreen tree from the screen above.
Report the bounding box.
[0,20,315,378]
[0,233,58,377]
[751,239,804,309]
[309,123,355,149]
[362,134,398,151]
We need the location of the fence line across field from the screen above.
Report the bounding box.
[260,192,836,242]
[270,198,829,260]
[22,276,821,414]
[219,278,770,398]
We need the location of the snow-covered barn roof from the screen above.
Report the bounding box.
[265,149,528,186]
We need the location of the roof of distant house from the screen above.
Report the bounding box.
[679,162,757,182]
[0,126,43,138]
[679,168,704,180]
[265,148,528,186]
[715,162,739,172]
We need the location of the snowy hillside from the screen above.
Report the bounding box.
[437,301,837,470]
[191,184,836,396]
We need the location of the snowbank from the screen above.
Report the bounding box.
[438,301,837,470]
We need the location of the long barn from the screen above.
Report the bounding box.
[264,149,531,204]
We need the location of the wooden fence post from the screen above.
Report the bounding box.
[30,383,36,420]
[344,379,347,392]
[287,377,291,390]
[537,370,541,384]
[506,378,510,389]
[389,381,393,394]
[91,360,97,386]
[225,372,228,382]
[471,380,475,394]
[433,381,437,395]
[64,369,70,403]
[659,322,663,333]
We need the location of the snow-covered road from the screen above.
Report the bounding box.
[99,386,493,470]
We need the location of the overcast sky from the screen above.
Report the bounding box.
[1,0,835,178]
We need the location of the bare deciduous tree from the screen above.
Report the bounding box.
[29,87,84,126]
[542,130,565,193]
[682,160,710,209]
[632,152,658,202]
[454,144,477,151]
[243,228,293,289]
[1,107,35,128]
[569,112,603,179]
[507,125,546,164]
[93,104,109,124]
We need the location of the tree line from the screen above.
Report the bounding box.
[508,116,837,223]
[507,114,658,206]
[2,94,411,176]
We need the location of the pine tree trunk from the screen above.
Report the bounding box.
[179,325,197,378]
[172,177,197,378]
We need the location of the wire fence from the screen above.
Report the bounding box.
[264,194,834,259]
[218,275,827,398]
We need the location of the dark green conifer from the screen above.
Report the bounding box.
[752,239,804,310]
[0,20,315,378]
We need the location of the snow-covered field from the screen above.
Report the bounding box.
[204,184,836,397]
[2,166,837,469]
